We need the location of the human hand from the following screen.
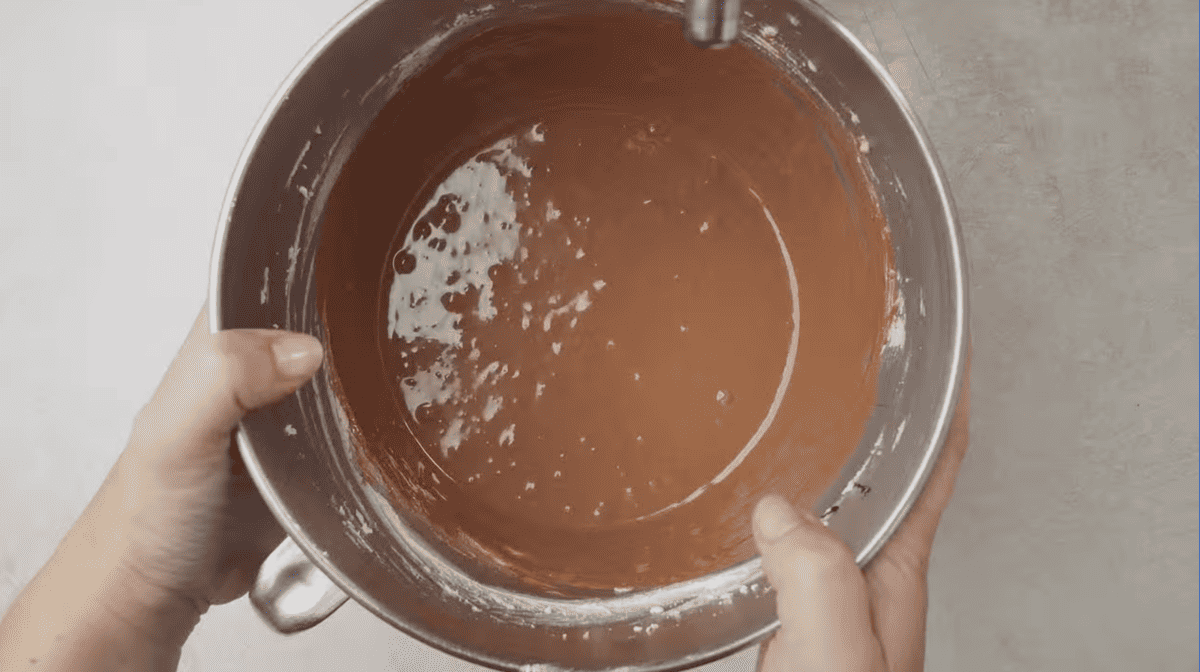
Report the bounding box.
[0,303,324,669]
[752,354,971,672]
[104,303,325,614]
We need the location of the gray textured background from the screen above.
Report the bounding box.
[1,0,1195,670]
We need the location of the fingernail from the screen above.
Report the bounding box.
[271,334,324,378]
[754,495,804,544]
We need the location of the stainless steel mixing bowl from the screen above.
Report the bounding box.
[208,1,968,669]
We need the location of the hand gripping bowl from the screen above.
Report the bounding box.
[208,0,968,669]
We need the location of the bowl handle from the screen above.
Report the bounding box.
[250,535,350,633]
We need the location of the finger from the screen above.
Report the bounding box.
[753,495,886,672]
[130,303,324,463]
[864,343,971,671]
[208,466,289,605]
[878,342,972,564]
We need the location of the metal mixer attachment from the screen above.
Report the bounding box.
[683,0,741,48]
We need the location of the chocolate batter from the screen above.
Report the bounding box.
[315,8,891,594]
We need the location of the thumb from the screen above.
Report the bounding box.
[753,495,886,672]
[132,305,324,462]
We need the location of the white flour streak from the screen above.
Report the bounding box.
[384,129,542,461]
[259,266,270,305]
[387,136,527,347]
[883,268,906,354]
